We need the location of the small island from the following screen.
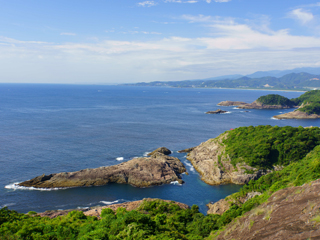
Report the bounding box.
[18,148,186,189]
[205,109,227,114]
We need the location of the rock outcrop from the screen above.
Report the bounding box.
[19,153,186,188]
[147,147,171,156]
[213,179,320,240]
[178,147,195,153]
[274,110,320,119]
[186,133,264,185]
[207,191,262,215]
[217,101,248,106]
[206,109,228,114]
[237,100,294,109]
[38,198,189,219]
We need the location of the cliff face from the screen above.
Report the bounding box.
[211,179,320,240]
[19,152,186,188]
[186,133,262,185]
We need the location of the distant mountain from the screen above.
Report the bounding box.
[123,72,320,91]
[247,67,320,78]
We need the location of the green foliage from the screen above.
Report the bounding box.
[223,125,320,169]
[298,102,320,114]
[256,94,294,106]
[291,90,320,105]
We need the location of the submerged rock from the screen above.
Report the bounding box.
[178,147,195,153]
[19,153,186,188]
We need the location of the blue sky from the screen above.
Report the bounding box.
[1,0,320,84]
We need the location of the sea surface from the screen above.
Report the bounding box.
[1,84,319,214]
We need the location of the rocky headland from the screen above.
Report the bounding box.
[274,109,320,119]
[19,150,186,189]
[236,100,294,109]
[212,179,320,240]
[186,132,266,185]
[205,109,228,114]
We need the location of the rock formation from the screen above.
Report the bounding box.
[205,109,228,114]
[147,147,171,156]
[213,179,320,240]
[186,133,264,185]
[19,152,186,188]
[274,109,320,119]
[217,101,248,106]
[237,100,293,109]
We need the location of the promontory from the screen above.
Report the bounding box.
[18,150,186,188]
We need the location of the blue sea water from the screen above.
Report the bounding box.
[1,84,319,214]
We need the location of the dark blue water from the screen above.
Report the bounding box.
[1,84,318,214]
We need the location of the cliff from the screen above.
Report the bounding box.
[186,133,263,185]
[18,152,186,188]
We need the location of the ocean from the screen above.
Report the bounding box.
[1,84,318,214]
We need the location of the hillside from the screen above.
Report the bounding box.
[2,126,320,239]
[123,72,320,90]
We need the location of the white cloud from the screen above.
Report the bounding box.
[214,0,231,2]
[1,16,320,84]
[138,1,157,7]
[290,8,314,24]
[60,32,76,36]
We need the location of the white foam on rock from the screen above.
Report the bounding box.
[143,152,150,157]
[271,117,280,120]
[184,162,195,173]
[116,157,124,161]
[170,181,182,186]
[5,182,65,191]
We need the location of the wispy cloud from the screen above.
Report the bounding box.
[138,1,157,7]
[60,32,76,36]
[289,8,314,24]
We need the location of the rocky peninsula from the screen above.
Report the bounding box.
[19,149,186,188]
[217,101,247,106]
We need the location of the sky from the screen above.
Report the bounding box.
[1,0,320,84]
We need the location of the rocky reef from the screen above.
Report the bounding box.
[236,100,294,109]
[147,147,171,156]
[19,151,186,188]
[186,133,265,185]
[213,179,320,240]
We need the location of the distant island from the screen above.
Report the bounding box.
[123,72,320,91]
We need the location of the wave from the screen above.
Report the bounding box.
[143,152,151,157]
[5,182,66,191]
[116,157,124,161]
[100,200,121,205]
[184,161,195,173]
[170,181,182,186]
[222,111,231,114]
[271,117,280,120]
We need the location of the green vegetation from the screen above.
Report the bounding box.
[223,125,320,169]
[2,126,320,239]
[290,90,320,114]
[256,94,294,106]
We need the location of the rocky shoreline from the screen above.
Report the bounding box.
[19,148,186,189]
[38,198,189,219]
[218,100,295,109]
[273,109,320,119]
